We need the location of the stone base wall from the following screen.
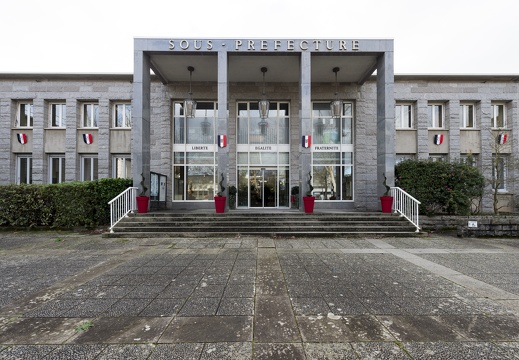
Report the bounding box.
[421,215,519,237]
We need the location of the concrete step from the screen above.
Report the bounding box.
[105,211,421,238]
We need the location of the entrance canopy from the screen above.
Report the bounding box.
[133,38,395,204]
[136,38,392,84]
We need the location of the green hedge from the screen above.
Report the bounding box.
[395,159,484,216]
[0,178,133,229]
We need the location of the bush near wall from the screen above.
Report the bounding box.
[0,178,132,229]
[395,159,484,216]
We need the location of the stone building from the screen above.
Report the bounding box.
[1,38,517,213]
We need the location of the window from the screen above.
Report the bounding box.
[114,103,132,128]
[491,103,506,128]
[82,103,99,128]
[80,156,98,181]
[49,156,65,184]
[428,103,444,128]
[237,102,289,145]
[460,103,475,129]
[50,103,66,127]
[312,152,353,201]
[428,155,447,162]
[173,101,218,201]
[396,154,416,164]
[16,102,33,127]
[311,102,353,145]
[492,155,507,191]
[113,156,131,178]
[460,154,478,167]
[395,103,413,129]
[16,155,32,184]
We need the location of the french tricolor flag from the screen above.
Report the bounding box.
[83,133,93,145]
[433,134,444,145]
[302,135,311,148]
[17,133,27,145]
[218,134,227,148]
[498,133,507,145]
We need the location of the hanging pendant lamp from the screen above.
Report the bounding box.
[184,66,197,118]
[258,67,270,120]
[330,67,342,118]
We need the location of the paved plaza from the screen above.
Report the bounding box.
[0,232,519,359]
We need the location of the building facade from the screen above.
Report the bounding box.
[1,38,518,213]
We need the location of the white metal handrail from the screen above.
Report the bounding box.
[390,187,421,232]
[108,187,138,233]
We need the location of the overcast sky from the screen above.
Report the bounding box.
[1,0,517,75]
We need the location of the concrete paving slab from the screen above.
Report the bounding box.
[69,317,171,344]
[253,343,305,360]
[1,232,519,358]
[377,315,466,341]
[0,317,86,344]
[439,315,519,341]
[159,316,252,343]
[403,341,518,360]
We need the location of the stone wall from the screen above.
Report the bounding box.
[421,215,519,237]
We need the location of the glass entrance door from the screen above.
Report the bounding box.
[250,168,277,208]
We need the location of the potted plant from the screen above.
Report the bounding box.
[291,186,299,209]
[136,172,149,213]
[380,173,393,213]
[303,171,315,213]
[214,173,226,213]
[228,185,237,210]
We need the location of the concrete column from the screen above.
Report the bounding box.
[217,50,229,208]
[132,50,151,194]
[98,99,110,178]
[299,52,312,209]
[0,99,12,184]
[480,100,493,213]
[32,98,45,184]
[510,100,518,208]
[416,99,429,159]
[376,51,395,197]
[448,100,460,160]
[65,99,77,181]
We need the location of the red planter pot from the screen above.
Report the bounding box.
[380,196,393,213]
[303,196,315,213]
[136,196,149,214]
[214,196,226,213]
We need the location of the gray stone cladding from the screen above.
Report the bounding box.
[0,74,518,212]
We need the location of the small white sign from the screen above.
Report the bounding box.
[468,221,478,228]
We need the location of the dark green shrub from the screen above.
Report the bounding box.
[395,159,484,216]
[0,178,132,229]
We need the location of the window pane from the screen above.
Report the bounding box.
[174,166,185,200]
[83,104,91,127]
[187,117,214,144]
[237,117,248,144]
[342,166,353,200]
[313,152,340,165]
[186,165,214,200]
[466,105,474,128]
[19,157,32,184]
[493,105,505,127]
[51,158,60,183]
[279,117,289,144]
[342,118,352,144]
[249,152,277,165]
[312,166,339,200]
[19,104,33,127]
[187,152,214,164]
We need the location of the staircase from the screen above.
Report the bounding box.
[105,211,421,238]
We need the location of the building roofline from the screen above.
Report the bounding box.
[0,72,518,82]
